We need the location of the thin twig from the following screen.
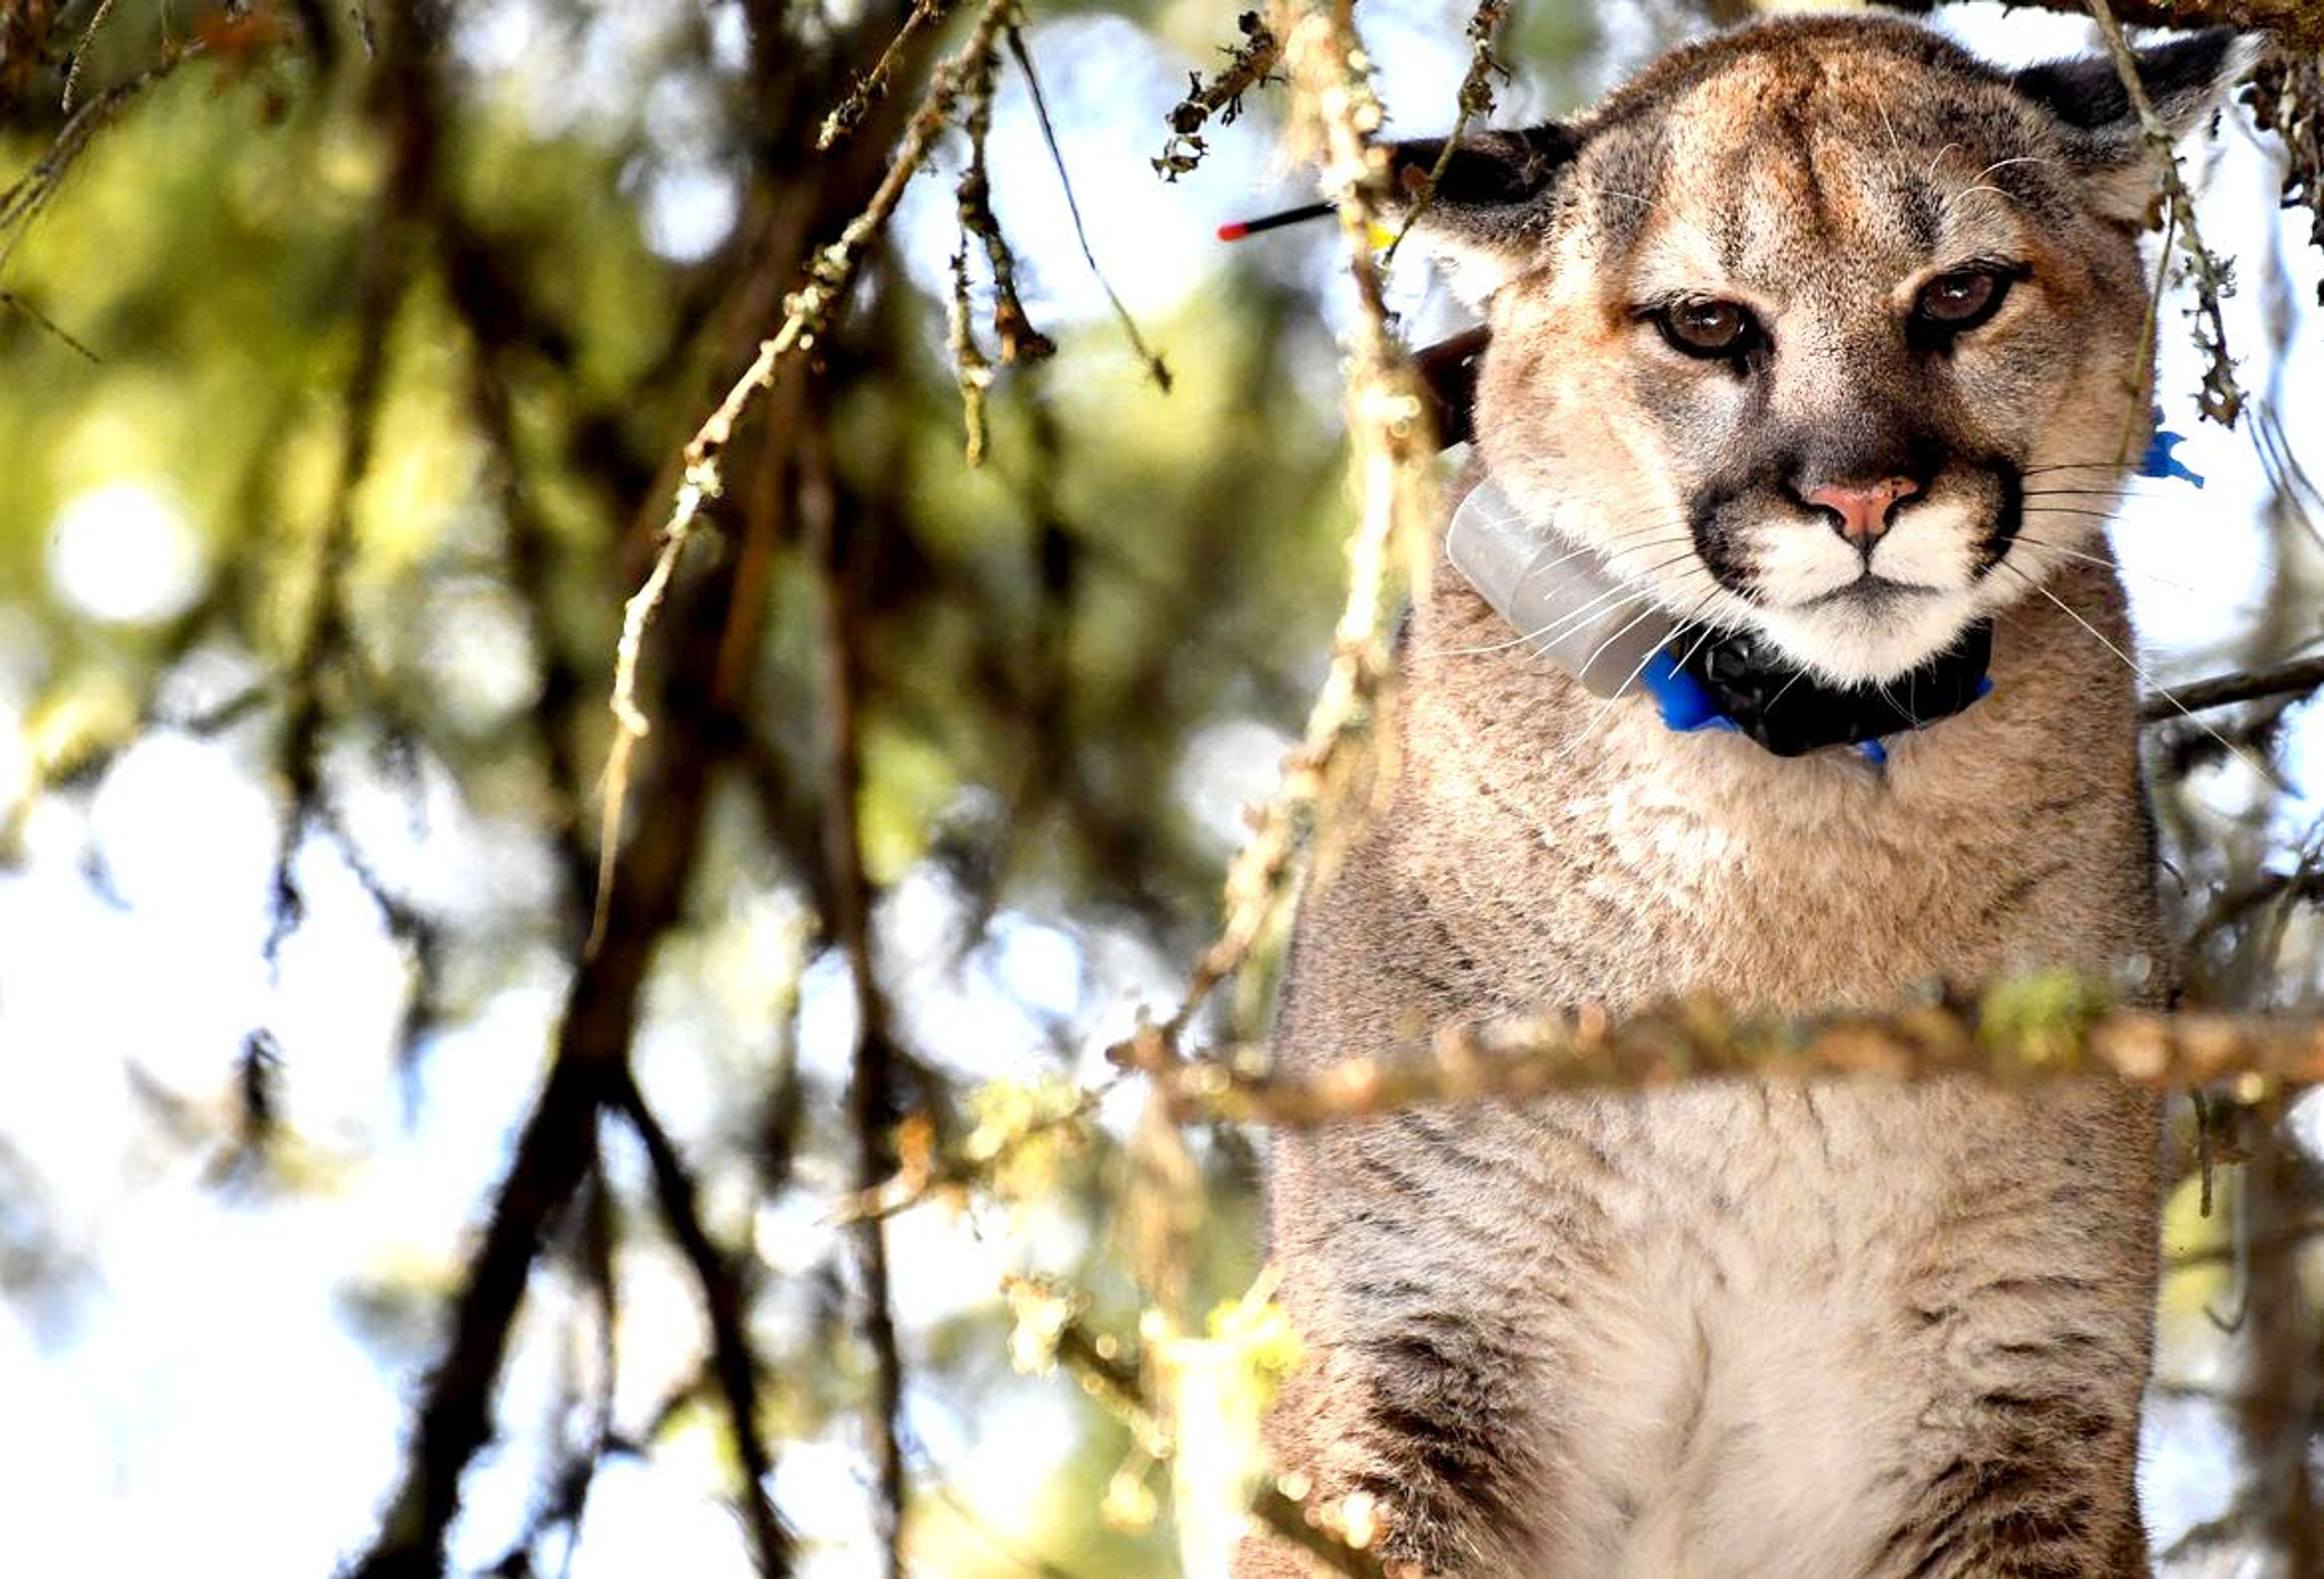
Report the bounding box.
[819,0,963,151]
[0,286,100,359]
[59,0,122,114]
[945,241,995,465]
[1381,0,1506,268]
[1145,0,1436,1052]
[350,0,867,1559]
[830,1077,1114,1224]
[957,28,1055,369]
[2168,1212,2324,1270]
[613,1072,792,1577]
[485,1163,619,1578]
[2,39,211,270]
[2084,0,2245,425]
[806,422,910,1575]
[1005,23,1170,390]
[567,1167,617,1579]
[261,0,435,975]
[442,274,596,914]
[312,799,443,1064]
[2244,53,2324,308]
[2116,187,2177,470]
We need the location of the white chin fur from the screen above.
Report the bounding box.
[1729,500,1993,684]
[1750,589,1988,687]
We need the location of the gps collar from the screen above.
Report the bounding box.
[1445,476,1991,764]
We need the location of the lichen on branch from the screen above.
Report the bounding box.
[1109,987,2324,1131]
[1155,10,1283,181]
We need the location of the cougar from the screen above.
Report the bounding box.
[1252,16,2244,1577]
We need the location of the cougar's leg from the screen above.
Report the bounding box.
[1869,1086,2160,1579]
[1247,1115,1574,1577]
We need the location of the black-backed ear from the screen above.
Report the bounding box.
[2011,27,2251,222]
[1384,125,1579,303]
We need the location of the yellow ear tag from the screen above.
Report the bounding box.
[1368,222,1397,250]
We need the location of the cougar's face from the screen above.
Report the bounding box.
[1431,20,2231,686]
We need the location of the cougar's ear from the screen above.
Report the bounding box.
[2010,27,2251,223]
[1385,124,1579,304]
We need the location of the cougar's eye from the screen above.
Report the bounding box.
[1913,268,2013,335]
[1651,297,1762,359]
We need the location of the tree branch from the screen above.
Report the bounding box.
[2085,0,2246,424]
[259,0,435,976]
[1155,10,1282,181]
[614,1072,791,1577]
[350,0,959,1565]
[1112,993,2324,1131]
[1382,0,1507,267]
[1138,0,1440,1059]
[592,0,1021,953]
[347,530,746,1578]
[2144,653,2324,721]
[807,405,911,1578]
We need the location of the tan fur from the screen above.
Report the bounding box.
[1246,16,2240,1577]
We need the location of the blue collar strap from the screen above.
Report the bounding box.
[1640,623,1994,761]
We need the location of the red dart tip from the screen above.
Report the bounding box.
[1215,202,1336,241]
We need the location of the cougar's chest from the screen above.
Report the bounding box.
[1385,555,2159,1019]
[1396,697,2111,1016]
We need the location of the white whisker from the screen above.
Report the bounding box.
[1965,154,2052,185]
[1418,519,1696,660]
[1558,588,1724,764]
[1430,585,1658,659]
[1502,547,1707,659]
[1940,184,2014,221]
[1566,599,1678,688]
[2013,533,2199,596]
[1672,617,1724,675]
[1997,561,2270,780]
[1761,660,1813,717]
[1512,528,1690,593]
[1427,542,1699,660]
[1875,670,1921,734]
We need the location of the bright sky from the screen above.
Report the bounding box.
[1,2,2319,1576]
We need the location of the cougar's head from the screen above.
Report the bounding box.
[1407,17,2242,685]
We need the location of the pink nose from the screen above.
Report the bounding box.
[1805,477,1922,543]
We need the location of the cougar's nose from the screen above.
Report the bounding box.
[1804,477,1923,544]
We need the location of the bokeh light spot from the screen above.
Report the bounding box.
[46,483,204,626]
